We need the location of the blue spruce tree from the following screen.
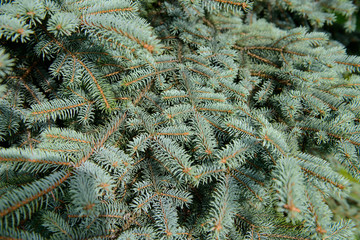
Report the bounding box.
[0,0,359,239]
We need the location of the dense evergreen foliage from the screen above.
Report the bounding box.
[1,0,360,239]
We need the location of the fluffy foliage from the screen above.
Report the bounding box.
[0,0,359,239]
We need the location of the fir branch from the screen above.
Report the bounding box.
[0,170,71,219]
